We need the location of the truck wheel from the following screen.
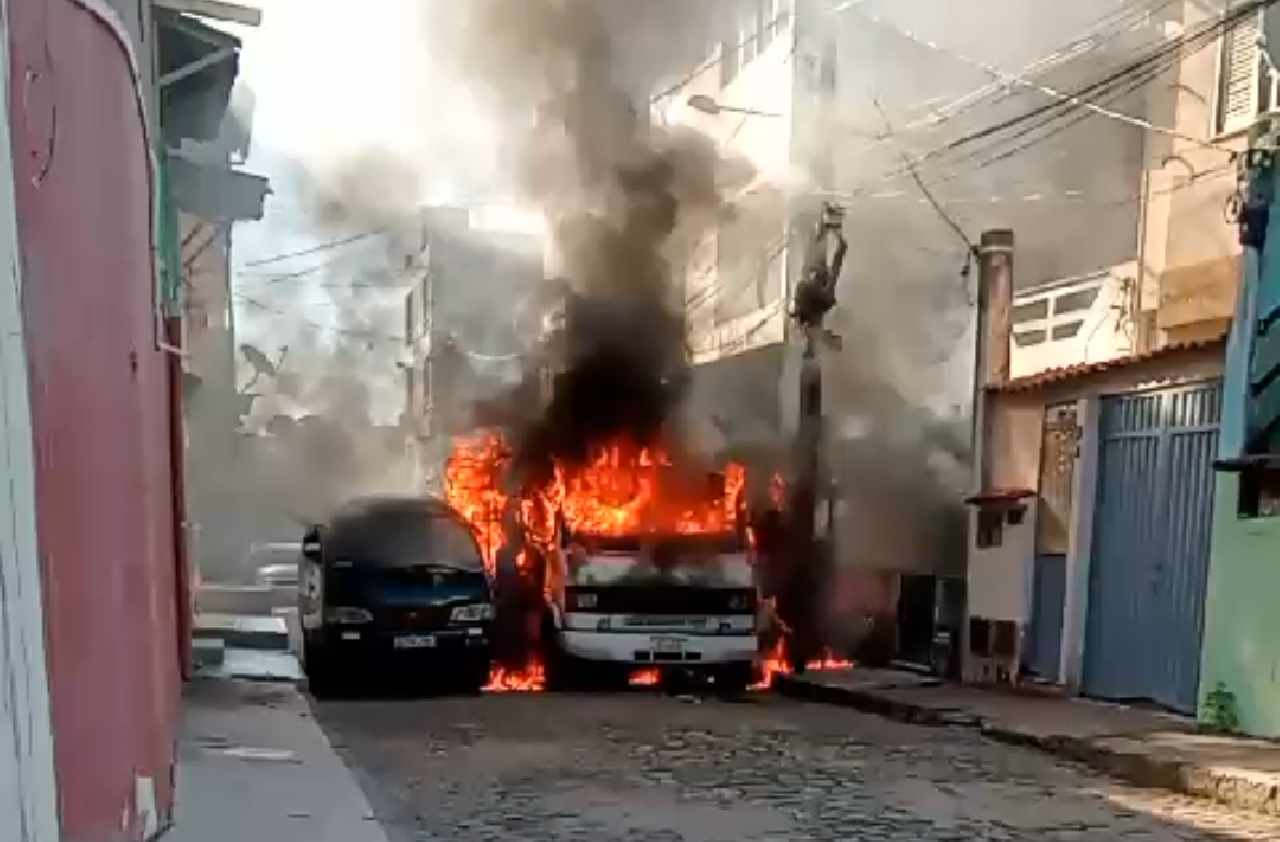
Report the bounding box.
[542,624,591,692]
[712,662,757,696]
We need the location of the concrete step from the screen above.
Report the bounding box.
[193,613,291,652]
[192,638,226,670]
[195,648,302,683]
[197,584,294,617]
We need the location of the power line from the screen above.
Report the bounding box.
[812,0,1187,159]
[850,3,1228,151]
[236,228,392,270]
[836,1,1264,199]
[871,97,977,257]
[235,292,407,345]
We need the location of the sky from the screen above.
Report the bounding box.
[217,0,533,409]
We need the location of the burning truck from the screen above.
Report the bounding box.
[445,432,778,693]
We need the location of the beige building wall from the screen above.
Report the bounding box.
[1139,1,1251,346]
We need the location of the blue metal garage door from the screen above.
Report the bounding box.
[1082,381,1220,713]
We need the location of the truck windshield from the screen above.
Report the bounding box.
[566,533,752,587]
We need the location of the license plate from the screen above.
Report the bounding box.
[652,636,684,653]
[394,635,436,650]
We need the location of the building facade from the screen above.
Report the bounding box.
[1198,110,1280,738]
[0,0,263,838]
[5,0,188,838]
[963,0,1274,720]
[0,0,60,835]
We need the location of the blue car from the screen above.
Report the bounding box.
[298,495,494,696]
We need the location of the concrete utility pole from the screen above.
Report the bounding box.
[971,229,1014,493]
[784,202,847,673]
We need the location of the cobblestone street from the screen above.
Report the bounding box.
[312,691,1280,842]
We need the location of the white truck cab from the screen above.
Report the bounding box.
[543,530,760,691]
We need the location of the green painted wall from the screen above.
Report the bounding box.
[1199,476,1280,737]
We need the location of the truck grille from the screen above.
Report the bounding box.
[567,586,755,616]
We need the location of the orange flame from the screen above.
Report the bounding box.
[444,430,820,692]
[629,668,662,686]
[484,662,546,692]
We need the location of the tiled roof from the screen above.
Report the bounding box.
[987,337,1225,394]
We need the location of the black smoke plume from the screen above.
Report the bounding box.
[435,0,747,482]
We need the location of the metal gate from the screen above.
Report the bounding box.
[1082,381,1221,712]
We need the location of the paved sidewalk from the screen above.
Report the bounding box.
[776,668,1280,817]
[168,678,388,842]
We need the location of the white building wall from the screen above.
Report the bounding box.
[660,1,796,365]
[1009,266,1136,380]
[0,0,61,836]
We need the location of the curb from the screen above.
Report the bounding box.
[774,675,1280,816]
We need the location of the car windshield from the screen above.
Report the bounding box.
[327,507,484,571]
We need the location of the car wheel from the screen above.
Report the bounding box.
[465,658,492,694]
[303,635,344,699]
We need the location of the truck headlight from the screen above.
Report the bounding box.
[326,607,373,625]
[451,603,494,622]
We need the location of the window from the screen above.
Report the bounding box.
[976,509,1004,549]
[1216,4,1280,135]
[1013,328,1047,347]
[713,223,774,325]
[741,14,758,64]
[1238,468,1280,517]
[1052,286,1100,315]
[757,0,773,52]
[721,38,740,87]
[1051,320,1084,340]
[1012,300,1049,324]
[404,290,415,345]
[772,0,792,31]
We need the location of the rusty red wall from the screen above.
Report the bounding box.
[8,0,181,839]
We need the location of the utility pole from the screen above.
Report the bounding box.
[784,202,847,673]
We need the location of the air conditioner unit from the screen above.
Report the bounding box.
[1251,110,1280,151]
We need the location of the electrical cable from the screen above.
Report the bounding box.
[845,0,1225,150]
[812,0,1188,162]
[230,0,1184,279]
[837,0,1266,199]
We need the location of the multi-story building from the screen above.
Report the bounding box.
[403,208,545,491]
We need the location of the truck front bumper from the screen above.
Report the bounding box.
[559,629,758,665]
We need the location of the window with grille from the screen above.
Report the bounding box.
[1217,6,1280,135]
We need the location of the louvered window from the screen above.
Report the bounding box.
[1217,7,1279,134]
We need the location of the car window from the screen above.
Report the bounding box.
[328,509,484,570]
